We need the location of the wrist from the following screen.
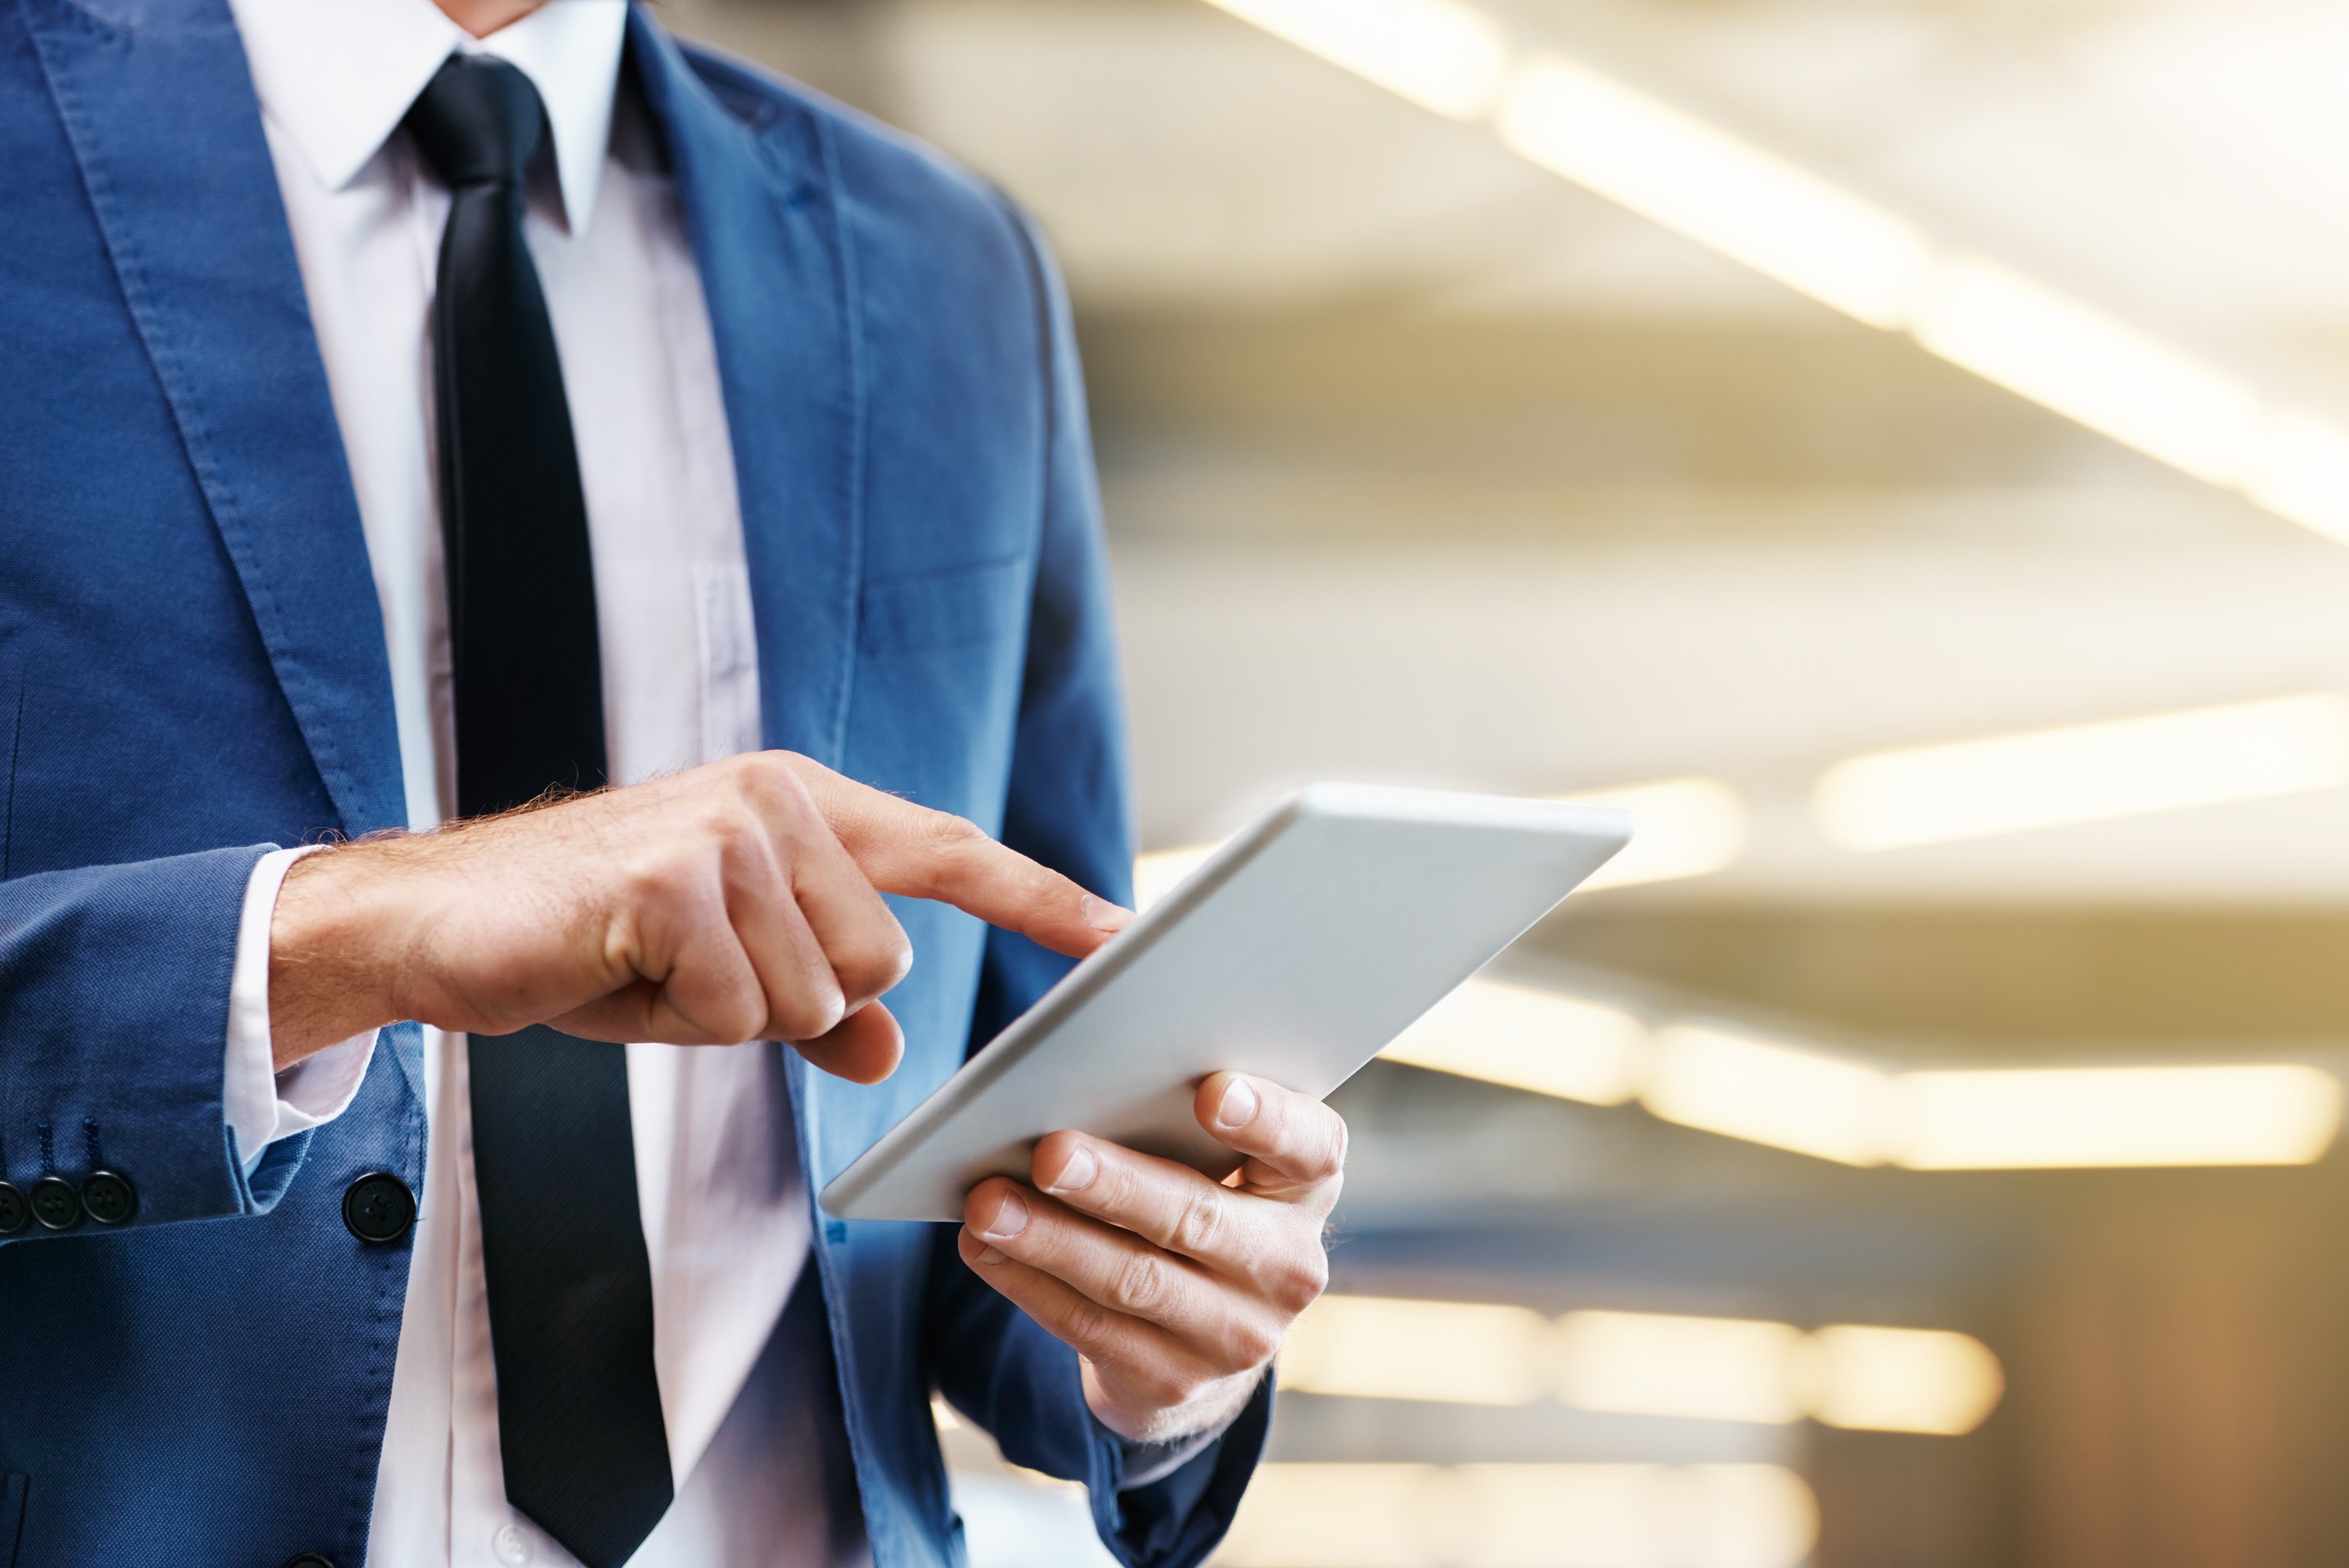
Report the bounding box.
[267,844,411,1069]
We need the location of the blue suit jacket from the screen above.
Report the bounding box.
[0,2,1271,1563]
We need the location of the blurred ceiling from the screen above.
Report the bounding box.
[669,0,2349,908]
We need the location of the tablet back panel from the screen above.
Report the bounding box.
[820,784,1631,1220]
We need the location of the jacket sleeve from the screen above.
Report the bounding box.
[918,204,1272,1568]
[0,842,318,1245]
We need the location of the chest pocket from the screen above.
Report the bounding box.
[859,555,1030,658]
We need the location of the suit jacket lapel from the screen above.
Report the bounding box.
[629,9,865,770]
[25,0,407,841]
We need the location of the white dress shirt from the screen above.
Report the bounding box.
[217,2,855,1563]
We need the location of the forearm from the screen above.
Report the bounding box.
[266,840,415,1069]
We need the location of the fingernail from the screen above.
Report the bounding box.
[1045,1143,1098,1195]
[1216,1076,1259,1130]
[976,1243,1006,1265]
[1082,895,1134,934]
[981,1188,1030,1242]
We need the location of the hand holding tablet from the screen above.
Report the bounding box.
[823,782,1632,1220]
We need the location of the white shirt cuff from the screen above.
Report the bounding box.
[1115,1401,1243,1489]
[225,846,379,1171]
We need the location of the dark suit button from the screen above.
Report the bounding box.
[0,1183,27,1235]
[283,1556,337,1568]
[342,1171,415,1244]
[81,1170,137,1225]
[29,1175,82,1231]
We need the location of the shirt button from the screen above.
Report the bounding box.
[0,1182,27,1235]
[492,1522,534,1565]
[29,1175,83,1231]
[341,1171,416,1244]
[282,1556,337,1568]
[82,1170,137,1225]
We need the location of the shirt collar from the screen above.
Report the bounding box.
[227,0,630,233]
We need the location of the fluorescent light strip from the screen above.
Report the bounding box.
[1495,56,1932,330]
[1913,258,2263,487]
[1552,777,1747,891]
[1220,1462,1819,1568]
[1131,843,1217,911]
[1381,980,2343,1170]
[1199,0,1508,120]
[1380,976,1646,1104]
[1201,2,2349,547]
[1556,1310,1810,1425]
[1644,1023,1893,1166]
[1897,1064,2344,1170]
[1813,694,2349,851]
[1279,1296,2005,1436]
[1277,1293,1552,1405]
[1803,1325,2006,1435]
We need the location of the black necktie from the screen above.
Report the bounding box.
[406,56,673,1567]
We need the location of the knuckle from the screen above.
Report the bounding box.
[1226,1313,1284,1371]
[1268,1247,1329,1315]
[1130,1364,1195,1413]
[739,753,819,822]
[773,989,843,1041]
[879,923,915,984]
[1110,1251,1168,1315]
[1062,1296,1117,1352]
[1090,1152,1143,1215]
[924,812,983,859]
[1173,1186,1227,1256]
[712,986,771,1045]
[703,800,766,860]
[835,939,908,1004]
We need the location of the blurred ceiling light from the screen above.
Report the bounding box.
[1643,1023,1893,1166]
[1206,2,2349,551]
[1219,1462,1818,1568]
[1552,777,1748,891]
[1802,1326,2006,1435]
[2246,410,2349,547]
[1895,1064,2344,1170]
[1913,258,2264,487]
[1813,694,2349,852]
[1451,1463,1818,1568]
[1291,1296,2006,1440]
[1554,1310,1808,1425]
[1217,1463,1439,1568]
[1495,55,1933,330]
[1279,1293,1551,1405]
[1130,843,1215,911]
[1379,976,1646,1104]
[1199,0,1508,119]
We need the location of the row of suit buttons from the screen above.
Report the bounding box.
[0,1168,415,1240]
[0,1171,136,1234]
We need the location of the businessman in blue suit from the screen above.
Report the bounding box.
[0,0,1348,1563]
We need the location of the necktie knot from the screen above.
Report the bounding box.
[407,54,546,191]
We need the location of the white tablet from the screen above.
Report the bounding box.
[819,783,1631,1221]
